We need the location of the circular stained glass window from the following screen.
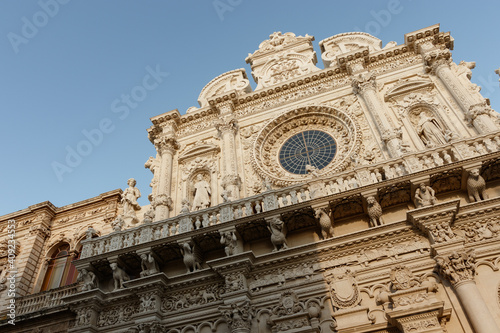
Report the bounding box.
[278,130,337,174]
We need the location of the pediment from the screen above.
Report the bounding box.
[198,69,252,108]
[385,79,434,101]
[179,142,220,161]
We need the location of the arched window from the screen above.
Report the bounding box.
[41,243,79,291]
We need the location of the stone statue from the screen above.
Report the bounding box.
[414,183,437,208]
[180,198,191,214]
[76,268,97,291]
[220,231,237,256]
[121,178,141,224]
[192,174,211,210]
[111,216,125,232]
[314,207,334,239]
[417,112,446,146]
[180,242,201,273]
[467,168,488,202]
[305,164,319,177]
[140,253,159,277]
[366,196,384,227]
[110,263,130,290]
[267,217,288,251]
[142,207,155,224]
[85,225,98,239]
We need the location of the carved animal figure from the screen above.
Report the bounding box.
[110,263,130,290]
[267,218,288,252]
[314,208,334,239]
[366,196,384,227]
[467,168,488,202]
[202,290,217,303]
[174,294,188,309]
[180,242,201,273]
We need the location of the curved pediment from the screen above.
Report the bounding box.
[179,141,220,161]
[384,79,434,101]
[198,69,252,108]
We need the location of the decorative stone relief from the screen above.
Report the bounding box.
[162,284,223,311]
[197,68,252,108]
[225,272,245,293]
[462,222,496,243]
[139,292,157,312]
[467,168,488,202]
[267,217,288,252]
[75,307,92,327]
[435,250,476,286]
[429,223,456,243]
[110,262,130,290]
[97,303,137,327]
[414,183,437,208]
[390,265,420,291]
[219,300,255,332]
[326,269,361,310]
[249,264,314,292]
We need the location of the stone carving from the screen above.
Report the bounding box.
[192,174,211,211]
[220,231,238,256]
[219,300,254,332]
[179,198,191,214]
[76,268,97,291]
[467,168,488,202]
[85,225,98,239]
[111,216,125,232]
[390,265,420,291]
[142,207,155,224]
[414,183,437,208]
[75,307,92,326]
[140,252,159,277]
[463,222,495,243]
[110,263,130,290]
[121,178,141,224]
[162,285,223,311]
[326,269,361,310]
[268,217,288,251]
[417,112,446,146]
[139,293,157,312]
[249,264,314,291]
[314,207,334,239]
[435,250,476,286]
[366,196,384,227]
[429,223,456,243]
[180,242,201,273]
[225,272,245,292]
[97,303,137,327]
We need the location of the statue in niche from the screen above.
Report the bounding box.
[140,252,159,277]
[121,178,141,224]
[76,268,97,291]
[414,183,437,208]
[467,168,488,202]
[220,231,238,256]
[110,263,130,290]
[192,174,211,210]
[417,112,447,146]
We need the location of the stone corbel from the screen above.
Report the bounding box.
[406,199,461,254]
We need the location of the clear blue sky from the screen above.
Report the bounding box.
[1,0,499,216]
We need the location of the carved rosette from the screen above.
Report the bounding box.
[435,250,476,286]
[251,105,361,186]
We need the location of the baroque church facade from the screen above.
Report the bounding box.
[2,24,500,333]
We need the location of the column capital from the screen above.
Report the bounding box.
[351,72,376,95]
[423,47,452,74]
[214,117,239,136]
[219,299,254,333]
[435,249,476,287]
[154,135,180,154]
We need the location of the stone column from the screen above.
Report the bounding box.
[152,135,179,221]
[215,105,241,200]
[435,250,500,333]
[352,72,402,158]
[418,41,497,133]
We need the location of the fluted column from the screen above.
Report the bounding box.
[435,250,500,333]
[152,135,179,221]
[215,106,241,200]
[419,41,497,133]
[352,72,402,158]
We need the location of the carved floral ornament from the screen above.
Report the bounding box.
[250,105,361,186]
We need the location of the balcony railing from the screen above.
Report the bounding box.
[17,283,79,316]
[80,133,500,259]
